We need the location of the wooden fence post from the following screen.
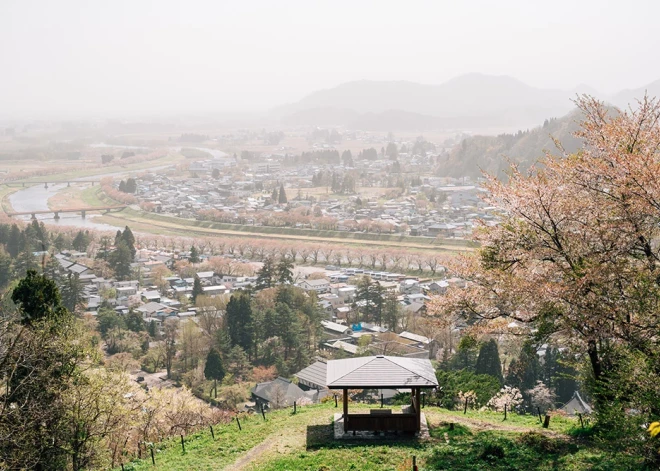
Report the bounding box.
[236,416,242,431]
[261,404,266,420]
[543,415,551,428]
[464,398,468,414]
[412,455,418,471]
[293,401,297,414]
[503,404,507,421]
[578,413,584,429]
[537,407,542,423]
[210,425,215,439]
[150,445,155,466]
[180,434,185,453]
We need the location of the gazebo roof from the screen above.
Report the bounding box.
[326,355,438,389]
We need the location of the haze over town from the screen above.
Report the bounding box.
[2,0,660,119]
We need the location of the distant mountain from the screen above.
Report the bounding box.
[441,108,585,178]
[273,74,581,131]
[612,79,660,109]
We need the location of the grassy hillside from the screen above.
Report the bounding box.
[116,403,648,471]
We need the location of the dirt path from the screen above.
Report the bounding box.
[226,437,279,471]
[224,412,332,471]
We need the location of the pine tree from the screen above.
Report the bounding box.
[475,339,504,385]
[118,180,127,192]
[256,257,275,290]
[275,256,294,284]
[109,240,132,281]
[225,292,254,358]
[189,245,200,264]
[53,233,66,252]
[72,230,89,252]
[7,224,21,259]
[191,275,203,304]
[204,347,225,382]
[121,226,136,258]
[278,183,287,204]
[271,187,278,202]
[125,178,137,193]
[60,273,83,312]
[0,251,13,289]
[506,341,541,411]
[451,335,479,371]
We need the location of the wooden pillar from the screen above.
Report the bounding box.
[415,388,421,431]
[343,389,348,432]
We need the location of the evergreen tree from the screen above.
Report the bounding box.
[278,183,287,204]
[543,347,577,404]
[355,277,384,324]
[0,251,13,289]
[204,347,226,382]
[225,292,255,358]
[256,257,275,290]
[7,224,21,259]
[109,240,132,281]
[341,149,354,166]
[72,230,89,252]
[2,270,82,469]
[11,269,68,325]
[450,335,479,371]
[125,178,137,193]
[189,245,200,264]
[125,310,145,332]
[15,247,38,278]
[60,273,83,313]
[383,290,401,331]
[212,168,221,179]
[53,233,67,252]
[271,187,278,201]
[120,226,136,258]
[191,275,203,304]
[147,319,158,338]
[506,341,542,411]
[275,256,294,284]
[118,180,127,192]
[475,339,504,385]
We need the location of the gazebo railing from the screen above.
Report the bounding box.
[344,413,418,432]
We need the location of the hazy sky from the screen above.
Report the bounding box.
[2,0,659,119]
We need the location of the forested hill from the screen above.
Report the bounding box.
[441,108,584,179]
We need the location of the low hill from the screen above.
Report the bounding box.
[117,402,644,470]
[273,74,580,131]
[441,108,585,178]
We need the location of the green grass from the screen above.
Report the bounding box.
[117,404,650,471]
[80,185,112,207]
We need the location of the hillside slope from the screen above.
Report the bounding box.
[117,403,646,471]
[442,108,585,178]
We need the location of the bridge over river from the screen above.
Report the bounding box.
[6,205,127,220]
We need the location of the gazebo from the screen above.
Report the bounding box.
[326,355,438,433]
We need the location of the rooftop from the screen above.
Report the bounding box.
[326,355,438,389]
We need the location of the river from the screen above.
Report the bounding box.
[8,183,121,230]
[6,144,217,231]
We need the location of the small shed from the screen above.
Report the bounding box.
[560,391,592,415]
[326,355,438,433]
